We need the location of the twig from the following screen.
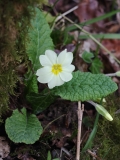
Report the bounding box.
[76,101,84,160]
[51,5,78,31]
[80,130,90,144]
[63,16,120,64]
[87,149,102,160]
[60,147,72,160]
[43,114,65,132]
[55,6,78,22]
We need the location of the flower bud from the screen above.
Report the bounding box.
[116,71,120,77]
[95,104,113,121]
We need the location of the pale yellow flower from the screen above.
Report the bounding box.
[36,49,75,89]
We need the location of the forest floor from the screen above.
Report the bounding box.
[1,0,120,160]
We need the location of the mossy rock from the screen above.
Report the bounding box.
[0,0,45,121]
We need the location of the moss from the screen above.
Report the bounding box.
[81,94,120,159]
[0,0,45,122]
[94,94,120,159]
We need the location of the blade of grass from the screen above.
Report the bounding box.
[64,16,120,64]
[65,9,120,31]
[102,147,112,159]
[79,33,120,39]
[81,10,120,27]
[82,113,99,152]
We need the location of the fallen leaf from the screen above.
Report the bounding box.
[0,137,10,159]
[74,0,106,32]
[102,39,120,60]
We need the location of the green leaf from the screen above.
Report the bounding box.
[51,29,73,46]
[5,108,43,144]
[52,71,118,101]
[82,51,94,63]
[26,7,54,71]
[47,151,52,160]
[25,75,38,94]
[43,11,56,23]
[26,91,56,114]
[82,117,92,128]
[25,7,54,93]
[90,58,103,74]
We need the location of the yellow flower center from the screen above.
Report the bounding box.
[51,64,62,75]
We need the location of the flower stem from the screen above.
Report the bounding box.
[76,101,84,160]
[105,73,116,77]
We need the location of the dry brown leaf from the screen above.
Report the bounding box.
[49,0,76,13]
[102,39,120,60]
[116,0,120,24]
[74,0,106,32]
[18,154,36,160]
[0,137,10,159]
[107,24,120,33]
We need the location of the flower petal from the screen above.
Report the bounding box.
[57,49,73,65]
[57,49,67,64]
[60,71,73,82]
[39,55,52,66]
[45,50,57,64]
[36,67,53,83]
[48,75,64,89]
[62,64,75,72]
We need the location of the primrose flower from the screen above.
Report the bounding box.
[36,49,75,89]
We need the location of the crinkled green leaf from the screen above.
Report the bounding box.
[26,92,56,114]
[90,58,103,74]
[26,7,54,71]
[25,7,54,93]
[82,51,94,63]
[5,108,43,144]
[52,71,118,101]
[25,75,38,94]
